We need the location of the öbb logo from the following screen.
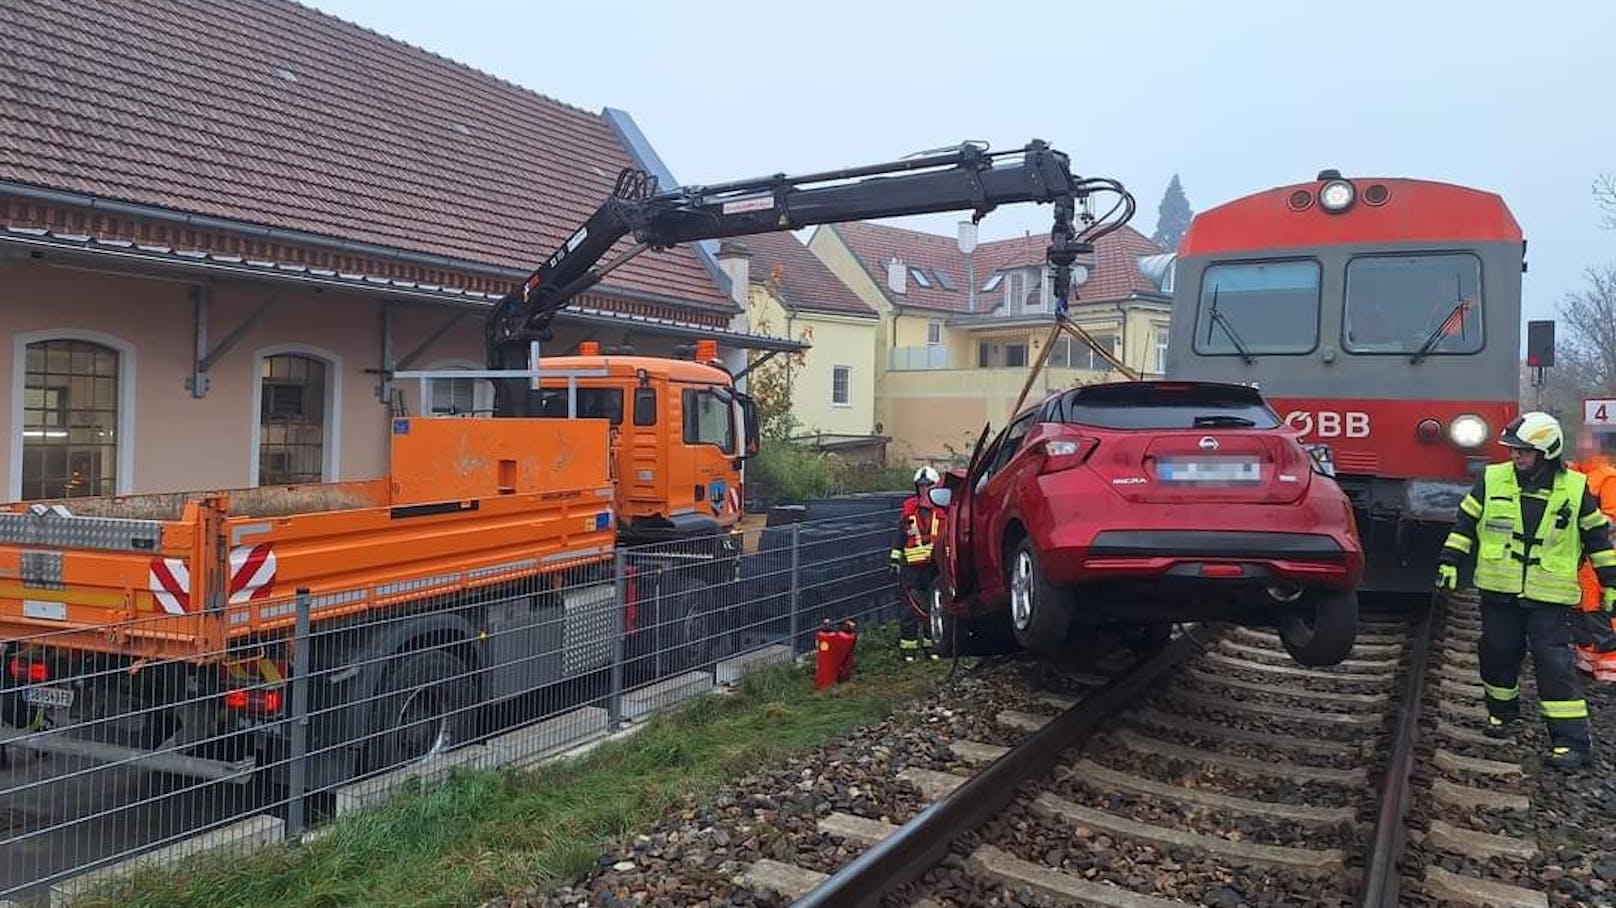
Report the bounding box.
[1285,410,1370,438]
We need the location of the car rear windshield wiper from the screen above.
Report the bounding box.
[1206,287,1257,364]
[1192,414,1257,427]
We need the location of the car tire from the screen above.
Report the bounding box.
[1008,538,1072,657]
[1275,589,1359,667]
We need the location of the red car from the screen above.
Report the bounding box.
[928,380,1364,666]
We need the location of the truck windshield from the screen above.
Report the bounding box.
[1193,260,1320,356]
[1343,252,1483,355]
[534,387,624,424]
[1063,383,1283,429]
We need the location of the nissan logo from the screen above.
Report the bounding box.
[1198,436,1219,450]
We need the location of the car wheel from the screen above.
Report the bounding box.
[1008,538,1072,657]
[1275,589,1359,667]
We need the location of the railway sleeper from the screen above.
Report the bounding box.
[1422,819,1539,862]
[1058,758,1357,826]
[1422,866,1549,908]
[1129,708,1359,758]
[1103,727,1367,786]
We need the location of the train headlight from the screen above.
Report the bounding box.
[1448,414,1489,449]
[1319,180,1356,213]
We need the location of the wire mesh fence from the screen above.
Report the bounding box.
[0,504,912,903]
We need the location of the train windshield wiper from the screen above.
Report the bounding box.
[1410,277,1469,364]
[1205,287,1257,364]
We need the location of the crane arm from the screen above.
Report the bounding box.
[485,139,1134,415]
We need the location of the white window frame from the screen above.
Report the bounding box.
[249,344,342,486]
[1154,328,1170,374]
[926,320,943,346]
[9,329,138,500]
[421,359,494,417]
[909,267,932,289]
[831,365,851,407]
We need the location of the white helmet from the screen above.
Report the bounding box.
[1500,411,1564,459]
[913,465,940,486]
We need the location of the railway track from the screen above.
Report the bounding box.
[549,596,1605,908]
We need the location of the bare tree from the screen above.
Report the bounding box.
[1598,174,1616,230]
[1557,265,1616,391]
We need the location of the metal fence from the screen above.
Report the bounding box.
[0,504,907,904]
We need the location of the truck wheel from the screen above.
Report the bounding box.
[1275,589,1359,667]
[363,649,475,773]
[1008,539,1072,657]
[656,579,720,674]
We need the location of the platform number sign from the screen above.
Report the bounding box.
[1585,399,1616,427]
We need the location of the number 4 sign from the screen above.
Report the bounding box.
[1584,399,1616,426]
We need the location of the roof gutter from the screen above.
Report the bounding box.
[0,178,736,315]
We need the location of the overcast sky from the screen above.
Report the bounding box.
[306,0,1612,328]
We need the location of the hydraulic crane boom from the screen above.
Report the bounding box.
[485,139,1134,416]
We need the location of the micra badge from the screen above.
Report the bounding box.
[1111,477,1148,485]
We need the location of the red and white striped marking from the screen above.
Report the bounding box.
[147,543,277,615]
[727,486,742,514]
[148,558,191,615]
[228,543,277,605]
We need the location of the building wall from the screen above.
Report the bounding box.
[0,260,695,499]
[745,286,875,437]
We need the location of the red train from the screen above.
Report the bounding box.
[1161,170,1524,593]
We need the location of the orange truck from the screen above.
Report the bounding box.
[0,348,759,783]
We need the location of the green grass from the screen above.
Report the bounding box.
[74,623,949,908]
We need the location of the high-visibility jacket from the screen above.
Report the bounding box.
[1573,457,1616,612]
[1443,462,1616,605]
[891,497,944,566]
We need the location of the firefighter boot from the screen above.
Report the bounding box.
[1546,745,1591,769]
[898,637,921,664]
[1482,683,1521,739]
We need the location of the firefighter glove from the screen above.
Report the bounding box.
[1435,563,1458,592]
[1603,588,1616,613]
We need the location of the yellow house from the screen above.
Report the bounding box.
[715,236,884,464]
[808,222,1170,466]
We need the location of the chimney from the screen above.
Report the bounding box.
[886,257,907,295]
[715,240,752,307]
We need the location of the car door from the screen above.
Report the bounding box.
[972,411,1039,602]
[939,423,993,599]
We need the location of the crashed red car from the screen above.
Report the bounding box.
[928,380,1364,666]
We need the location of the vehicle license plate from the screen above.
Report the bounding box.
[22,686,75,709]
[1156,457,1261,483]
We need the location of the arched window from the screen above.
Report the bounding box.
[257,352,330,485]
[20,339,122,499]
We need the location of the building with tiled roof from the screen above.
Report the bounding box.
[808,220,1172,465]
[714,234,884,464]
[0,0,796,499]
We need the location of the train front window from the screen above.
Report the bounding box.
[1193,260,1320,356]
[1343,253,1483,356]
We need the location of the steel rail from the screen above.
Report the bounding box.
[1360,597,1437,907]
[792,627,1208,908]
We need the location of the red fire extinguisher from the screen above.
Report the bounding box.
[814,618,858,689]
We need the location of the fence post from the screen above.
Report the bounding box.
[286,587,311,843]
[609,548,627,728]
[788,522,801,657]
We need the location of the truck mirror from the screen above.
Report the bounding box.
[738,394,761,457]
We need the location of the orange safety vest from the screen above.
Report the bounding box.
[1574,457,1616,613]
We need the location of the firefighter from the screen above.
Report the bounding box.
[1571,428,1616,678]
[890,466,944,662]
[1437,411,1616,768]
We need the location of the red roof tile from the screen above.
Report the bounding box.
[736,233,874,318]
[830,221,1164,313]
[0,0,732,311]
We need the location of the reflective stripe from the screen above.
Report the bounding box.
[898,638,921,650]
[1581,509,1610,531]
[1443,533,1473,555]
[1541,699,1589,720]
[1591,549,1616,569]
[1459,495,1483,519]
[1483,682,1520,702]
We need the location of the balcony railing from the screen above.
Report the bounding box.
[889,345,951,371]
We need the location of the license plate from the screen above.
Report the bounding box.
[1157,457,1262,483]
[22,686,74,709]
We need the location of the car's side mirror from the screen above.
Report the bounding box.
[928,487,952,508]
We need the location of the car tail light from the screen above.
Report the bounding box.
[1040,437,1098,473]
[8,656,47,684]
[224,687,283,714]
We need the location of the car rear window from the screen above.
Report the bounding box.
[1062,384,1282,430]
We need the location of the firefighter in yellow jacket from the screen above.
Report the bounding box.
[1437,412,1616,768]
